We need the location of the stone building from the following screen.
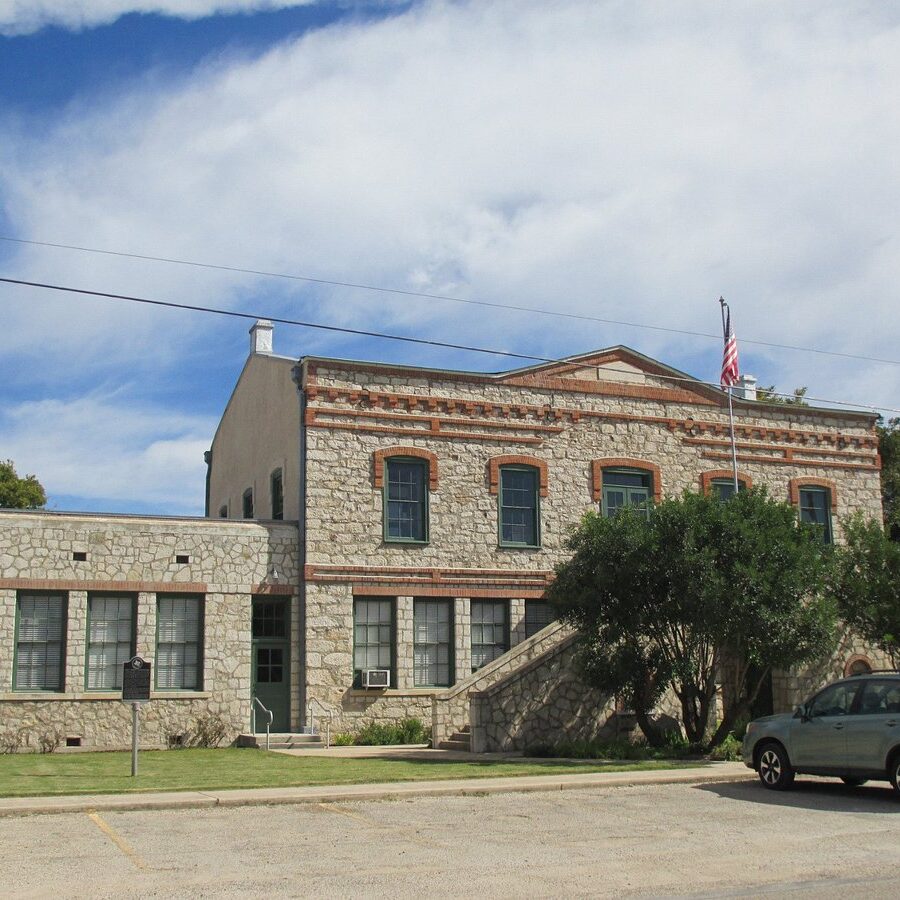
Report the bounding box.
[204,322,884,749]
[0,512,299,750]
[0,321,885,751]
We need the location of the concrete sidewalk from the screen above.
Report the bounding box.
[0,761,752,818]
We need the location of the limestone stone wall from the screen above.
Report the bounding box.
[303,581,544,733]
[299,355,882,737]
[470,636,618,752]
[302,361,881,573]
[771,628,892,714]
[0,512,299,750]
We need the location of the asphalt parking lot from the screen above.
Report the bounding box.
[2,778,898,898]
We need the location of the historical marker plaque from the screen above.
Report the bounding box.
[122,656,151,702]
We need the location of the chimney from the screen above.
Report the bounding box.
[735,373,757,401]
[250,319,273,355]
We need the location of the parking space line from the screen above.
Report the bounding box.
[87,811,147,870]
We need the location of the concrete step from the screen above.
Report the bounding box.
[237,733,323,750]
[438,738,471,751]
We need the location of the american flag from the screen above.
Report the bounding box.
[720,301,739,388]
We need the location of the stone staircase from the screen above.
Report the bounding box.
[438,724,471,751]
[236,732,324,750]
[431,621,575,750]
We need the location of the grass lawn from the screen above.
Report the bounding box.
[0,748,700,798]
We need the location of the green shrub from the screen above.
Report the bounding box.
[707,732,743,761]
[354,717,428,746]
[331,732,355,746]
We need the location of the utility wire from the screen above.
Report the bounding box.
[2,234,898,368]
[1,275,895,414]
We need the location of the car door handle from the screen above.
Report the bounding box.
[887,721,898,728]
[831,723,844,730]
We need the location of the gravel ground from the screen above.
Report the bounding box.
[2,778,898,898]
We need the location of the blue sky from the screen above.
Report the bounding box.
[1,1,899,516]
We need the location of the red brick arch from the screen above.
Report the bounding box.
[591,458,662,503]
[373,447,439,490]
[487,455,549,497]
[699,469,753,496]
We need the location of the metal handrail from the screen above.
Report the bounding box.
[251,696,274,751]
[306,698,334,749]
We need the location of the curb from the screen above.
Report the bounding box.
[0,763,752,818]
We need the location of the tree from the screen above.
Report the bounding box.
[756,385,809,406]
[877,417,900,541]
[829,514,899,668]
[0,459,47,509]
[545,489,836,749]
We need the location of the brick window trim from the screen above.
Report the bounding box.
[591,458,662,503]
[843,654,873,677]
[373,447,439,490]
[789,477,837,509]
[487,455,549,497]
[699,469,753,495]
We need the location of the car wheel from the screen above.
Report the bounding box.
[757,743,795,791]
[890,755,900,797]
[840,777,867,787]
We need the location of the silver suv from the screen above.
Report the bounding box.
[742,672,900,795]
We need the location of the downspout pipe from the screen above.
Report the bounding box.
[291,361,308,729]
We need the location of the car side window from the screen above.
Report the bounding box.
[858,680,900,715]
[807,682,860,718]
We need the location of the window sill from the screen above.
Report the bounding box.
[347,688,444,697]
[0,691,212,701]
[383,539,430,546]
[498,543,542,551]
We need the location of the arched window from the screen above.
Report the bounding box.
[790,478,836,544]
[592,459,661,521]
[373,448,438,544]
[844,655,873,677]
[700,469,752,501]
[488,456,547,548]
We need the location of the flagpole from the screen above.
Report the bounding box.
[719,298,740,493]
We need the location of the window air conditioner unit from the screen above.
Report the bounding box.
[362,669,390,689]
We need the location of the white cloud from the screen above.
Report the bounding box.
[0,0,316,35]
[1,393,214,513]
[2,0,900,510]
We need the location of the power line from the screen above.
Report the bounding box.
[1,275,894,414]
[3,234,899,368]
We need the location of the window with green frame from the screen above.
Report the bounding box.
[353,597,394,685]
[14,592,66,691]
[601,468,653,519]
[498,465,540,547]
[524,599,557,639]
[798,486,832,544]
[471,599,508,671]
[86,593,136,691]
[270,468,284,520]
[413,599,453,687]
[710,477,747,501]
[156,595,203,690]
[384,457,428,542]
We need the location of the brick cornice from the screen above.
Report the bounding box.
[304,390,878,450]
[372,447,439,490]
[0,579,208,593]
[789,477,838,508]
[487,455,549,497]
[699,469,753,495]
[591,458,663,503]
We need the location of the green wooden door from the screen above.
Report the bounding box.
[252,599,290,732]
